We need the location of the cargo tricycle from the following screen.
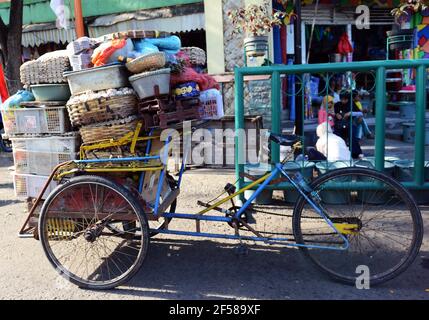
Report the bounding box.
[19,121,423,290]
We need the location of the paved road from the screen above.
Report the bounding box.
[1,152,429,300]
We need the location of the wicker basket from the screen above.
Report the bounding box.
[181,47,206,66]
[67,94,138,127]
[79,116,141,144]
[126,52,166,74]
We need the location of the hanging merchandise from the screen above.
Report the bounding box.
[337,32,353,56]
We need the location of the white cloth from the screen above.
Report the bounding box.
[316,122,351,161]
[50,0,70,30]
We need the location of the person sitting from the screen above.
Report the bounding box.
[352,90,374,140]
[316,122,351,161]
[318,95,335,128]
[334,91,364,159]
[329,76,342,103]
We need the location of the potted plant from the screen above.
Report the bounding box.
[228,0,286,57]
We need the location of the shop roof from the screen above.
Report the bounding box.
[0,0,203,25]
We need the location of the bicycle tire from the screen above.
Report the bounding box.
[39,175,150,290]
[292,167,423,286]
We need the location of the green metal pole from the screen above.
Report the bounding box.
[375,67,386,172]
[235,69,245,201]
[271,71,281,165]
[414,64,427,186]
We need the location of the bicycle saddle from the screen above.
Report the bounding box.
[269,133,301,146]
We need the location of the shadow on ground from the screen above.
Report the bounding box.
[0,199,22,207]
[0,183,14,190]
[86,238,429,300]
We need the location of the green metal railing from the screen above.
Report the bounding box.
[235,59,429,196]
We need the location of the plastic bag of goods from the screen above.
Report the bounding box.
[144,36,182,54]
[172,82,200,100]
[91,39,134,67]
[67,37,99,55]
[133,39,160,56]
[198,89,224,120]
[67,37,100,70]
[0,90,35,112]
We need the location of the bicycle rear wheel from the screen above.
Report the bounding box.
[293,167,423,286]
[39,175,149,290]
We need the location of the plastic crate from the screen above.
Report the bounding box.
[1,107,71,135]
[10,134,80,153]
[13,173,58,199]
[13,149,77,175]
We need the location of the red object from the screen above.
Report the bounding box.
[92,39,127,67]
[0,64,9,103]
[171,67,220,91]
[337,33,353,55]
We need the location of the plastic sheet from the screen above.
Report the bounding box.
[0,90,35,112]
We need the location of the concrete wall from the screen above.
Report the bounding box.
[204,0,273,120]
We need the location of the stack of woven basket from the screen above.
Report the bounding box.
[66,87,140,145]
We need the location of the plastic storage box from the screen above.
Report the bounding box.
[13,149,77,175]
[10,134,80,153]
[13,173,58,199]
[1,107,70,135]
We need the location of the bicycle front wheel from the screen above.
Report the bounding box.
[293,167,423,286]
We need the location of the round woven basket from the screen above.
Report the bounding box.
[67,94,138,127]
[126,52,166,74]
[181,47,206,66]
[79,116,141,144]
